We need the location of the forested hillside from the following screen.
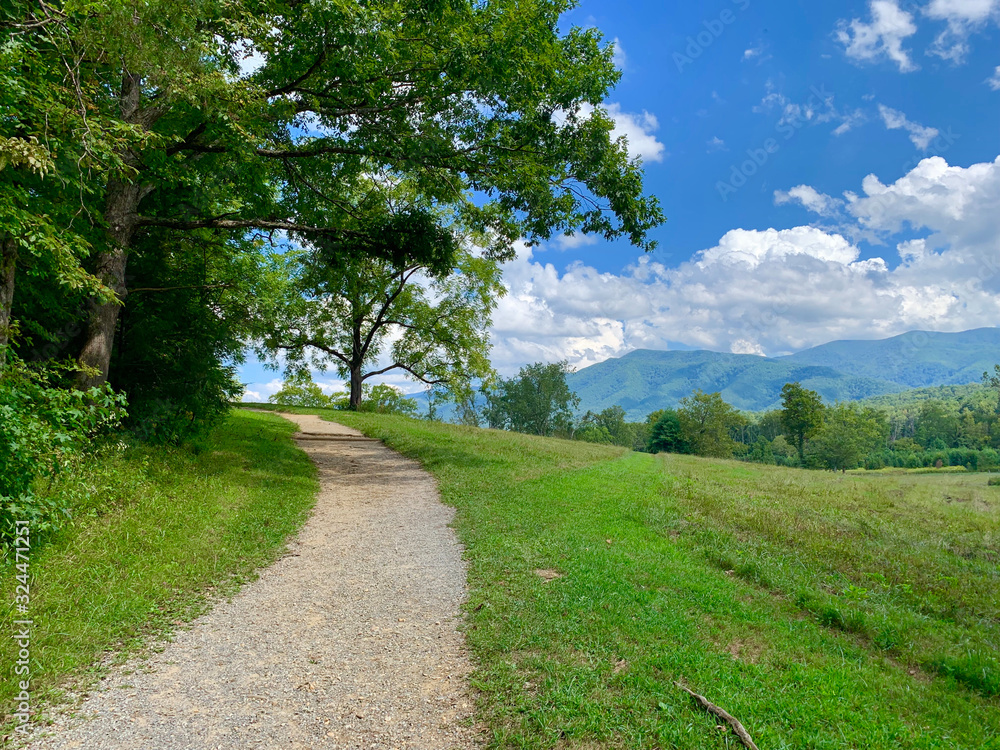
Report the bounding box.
[781,328,1000,388]
[566,349,904,418]
[567,329,1000,418]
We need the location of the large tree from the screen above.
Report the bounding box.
[5,0,665,389]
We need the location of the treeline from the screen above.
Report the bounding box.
[478,362,1000,473]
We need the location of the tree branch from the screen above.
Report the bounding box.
[266,48,330,98]
[363,362,447,385]
[135,216,360,237]
[275,341,350,367]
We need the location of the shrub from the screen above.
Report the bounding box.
[988,477,1000,487]
[0,358,127,541]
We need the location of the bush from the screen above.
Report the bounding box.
[988,477,1000,487]
[0,358,127,541]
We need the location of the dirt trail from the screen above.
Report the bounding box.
[21,413,479,749]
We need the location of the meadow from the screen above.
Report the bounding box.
[4,406,999,748]
[319,409,1000,749]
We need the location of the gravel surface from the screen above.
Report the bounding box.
[20,413,480,749]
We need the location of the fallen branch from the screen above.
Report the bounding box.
[675,682,760,750]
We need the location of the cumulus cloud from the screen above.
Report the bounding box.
[604,104,667,163]
[836,0,919,72]
[569,102,667,164]
[707,136,727,152]
[878,105,940,149]
[774,185,845,216]
[487,156,1000,370]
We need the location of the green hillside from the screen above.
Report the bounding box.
[567,349,904,419]
[567,328,1000,419]
[781,328,1000,388]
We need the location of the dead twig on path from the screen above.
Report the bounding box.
[675,681,760,750]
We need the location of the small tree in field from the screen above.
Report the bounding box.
[780,382,826,463]
[267,372,334,408]
[647,409,688,454]
[809,403,888,472]
[677,391,746,458]
[485,362,580,437]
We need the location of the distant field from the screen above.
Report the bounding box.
[278,407,1000,750]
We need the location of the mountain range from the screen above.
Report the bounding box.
[566,328,1000,419]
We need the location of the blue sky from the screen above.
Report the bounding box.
[240,0,1000,401]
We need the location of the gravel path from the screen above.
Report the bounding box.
[21,413,480,749]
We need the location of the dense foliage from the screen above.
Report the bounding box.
[1,0,662,548]
[485,362,581,437]
[0,357,126,541]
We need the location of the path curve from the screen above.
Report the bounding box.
[22,413,479,749]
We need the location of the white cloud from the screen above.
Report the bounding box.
[707,136,727,152]
[877,105,940,149]
[612,38,627,69]
[989,66,1000,89]
[925,0,1000,62]
[743,46,766,62]
[774,185,845,216]
[570,103,666,164]
[836,0,919,72]
[240,378,283,403]
[833,109,867,136]
[554,233,600,251]
[487,156,1000,370]
[604,104,667,163]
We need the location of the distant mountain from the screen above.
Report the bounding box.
[778,328,1000,388]
[566,328,1000,419]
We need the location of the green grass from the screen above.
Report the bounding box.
[288,408,1000,750]
[0,410,318,731]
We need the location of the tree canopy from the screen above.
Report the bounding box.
[2,0,665,397]
[677,390,746,458]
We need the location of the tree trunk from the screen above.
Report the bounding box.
[0,238,16,366]
[75,72,148,390]
[349,367,363,410]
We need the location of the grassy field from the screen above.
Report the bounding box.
[0,410,318,734]
[281,408,1000,750]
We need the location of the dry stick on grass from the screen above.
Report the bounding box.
[675,682,760,750]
